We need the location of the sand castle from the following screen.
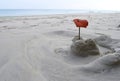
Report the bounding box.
[71,36,100,56]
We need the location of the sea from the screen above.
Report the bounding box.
[0,9,119,16]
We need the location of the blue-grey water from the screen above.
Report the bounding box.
[0,9,119,16]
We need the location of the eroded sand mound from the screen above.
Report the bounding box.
[81,53,120,73]
[71,36,100,56]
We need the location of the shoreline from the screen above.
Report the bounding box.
[0,11,120,17]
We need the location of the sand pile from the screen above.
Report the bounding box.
[71,36,100,56]
[81,52,120,73]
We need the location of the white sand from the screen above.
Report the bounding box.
[0,13,120,81]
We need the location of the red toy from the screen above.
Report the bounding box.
[73,19,88,39]
[73,19,88,28]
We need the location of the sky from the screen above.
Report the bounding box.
[0,0,120,11]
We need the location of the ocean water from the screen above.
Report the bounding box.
[0,9,90,16]
[0,9,118,16]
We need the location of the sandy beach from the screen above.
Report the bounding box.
[0,13,120,81]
